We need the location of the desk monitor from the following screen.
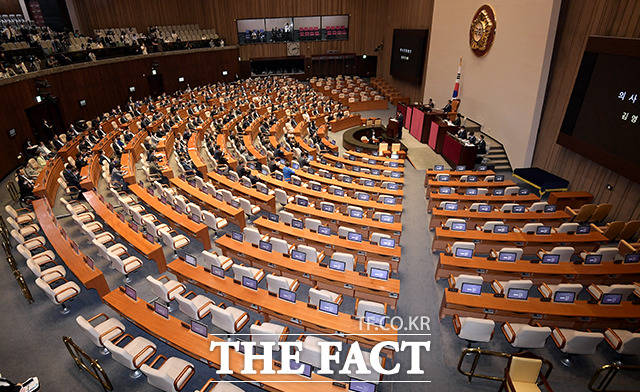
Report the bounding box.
[289,360,312,378]
[190,320,208,338]
[334,189,345,196]
[311,183,322,191]
[357,193,370,201]
[601,293,622,305]
[309,168,316,175]
[456,165,466,171]
[291,162,300,170]
[318,226,331,236]
[495,175,505,182]
[191,212,201,223]
[460,282,482,295]
[291,249,306,262]
[279,288,296,303]
[353,166,361,172]
[380,214,394,223]
[211,265,225,278]
[541,254,560,264]
[324,172,333,179]
[242,276,258,290]
[379,237,396,248]
[451,222,467,232]
[389,159,399,165]
[184,254,197,267]
[336,162,344,169]
[84,255,95,270]
[584,254,602,265]
[384,197,396,205]
[230,199,240,208]
[349,379,376,392]
[554,291,575,303]
[493,188,505,196]
[371,169,380,175]
[117,212,126,222]
[544,204,557,213]
[478,204,492,213]
[318,299,339,315]
[145,233,155,243]
[535,226,552,235]
[297,198,309,207]
[329,259,346,272]
[465,188,478,196]
[507,288,529,300]
[512,205,526,213]
[154,302,169,319]
[366,181,376,190]
[467,175,478,182]
[215,193,224,201]
[498,251,517,262]
[124,285,137,300]
[443,202,458,211]
[322,203,335,213]
[493,224,509,234]
[387,183,399,190]
[349,209,363,218]
[434,165,445,171]
[343,176,352,183]
[160,195,168,204]
[364,311,387,327]
[146,187,155,196]
[518,188,530,195]
[370,267,389,280]
[268,213,279,223]
[455,247,473,259]
[275,173,284,181]
[347,232,363,242]
[291,219,304,229]
[576,225,591,234]
[478,165,488,171]
[292,178,302,186]
[625,254,640,263]
[231,231,243,242]
[439,186,452,194]
[255,239,272,253]
[391,171,402,178]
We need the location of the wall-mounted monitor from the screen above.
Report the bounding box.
[390,29,429,85]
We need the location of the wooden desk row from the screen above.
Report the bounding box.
[428,208,570,230]
[33,198,110,297]
[168,259,397,353]
[33,156,64,205]
[170,177,246,228]
[284,202,402,242]
[215,235,400,309]
[257,172,403,217]
[432,227,609,256]
[207,171,276,213]
[83,190,167,272]
[427,192,539,211]
[293,167,403,198]
[323,153,404,173]
[346,150,404,166]
[104,289,346,392]
[129,184,211,249]
[310,160,404,186]
[436,254,640,285]
[426,179,514,193]
[425,169,495,183]
[439,290,640,330]
[254,217,402,272]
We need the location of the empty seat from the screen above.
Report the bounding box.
[5,205,36,224]
[202,210,227,231]
[26,257,65,283]
[309,287,342,307]
[370,232,390,245]
[501,322,551,349]
[210,303,249,334]
[500,203,518,213]
[238,197,260,216]
[528,202,549,212]
[537,247,575,262]
[296,244,324,263]
[551,328,603,366]
[477,221,505,232]
[243,227,268,246]
[17,243,55,266]
[356,299,387,318]
[266,274,299,295]
[538,283,583,300]
[504,186,520,195]
[304,218,321,232]
[490,247,523,261]
[107,252,142,284]
[604,329,640,355]
[447,241,475,256]
[519,223,543,234]
[104,335,157,378]
[6,216,39,237]
[277,211,294,225]
[331,252,355,271]
[201,250,233,271]
[586,284,636,302]
[366,260,390,277]
[35,276,80,314]
[444,218,466,229]
[250,321,288,351]
[449,274,483,290]
[10,229,46,251]
[503,356,545,392]
[76,313,125,354]
[453,315,495,343]
[146,275,186,309]
[270,237,294,254]
[140,356,195,392]
[566,204,596,223]
[557,222,580,233]
[491,279,533,295]
[299,334,332,368]
[232,264,265,283]
[160,228,191,253]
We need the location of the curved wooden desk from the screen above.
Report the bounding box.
[216,234,400,308]
[310,161,404,185]
[427,192,539,211]
[323,153,403,172]
[293,167,403,198]
[428,208,570,230]
[207,171,276,213]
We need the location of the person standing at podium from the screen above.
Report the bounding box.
[395,111,404,140]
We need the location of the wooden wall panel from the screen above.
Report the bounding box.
[379,0,434,102]
[0,48,239,179]
[0,0,22,15]
[531,0,640,221]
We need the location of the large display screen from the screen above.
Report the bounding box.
[558,36,640,182]
[390,29,429,84]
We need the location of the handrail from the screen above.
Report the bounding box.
[3,235,34,304]
[62,336,113,391]
[589,363,640,392]
[457,348,553,387]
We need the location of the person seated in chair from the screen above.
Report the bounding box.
[453,113,463,127]
[467,131,477,145]
[475,134,487,155]
[443,99,453,113]
[456,127,467,140]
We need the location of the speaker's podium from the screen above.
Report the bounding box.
[386,118,400,140]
